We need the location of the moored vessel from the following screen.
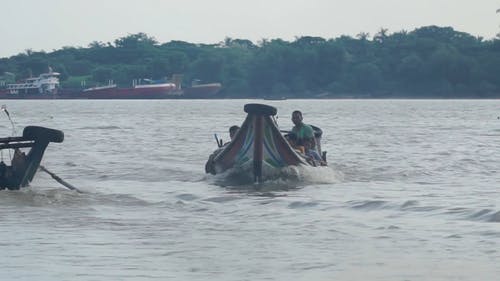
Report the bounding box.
[79,81,179,99]
[0,71,222,99]
[0,70,60,99]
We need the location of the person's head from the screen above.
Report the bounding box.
[292,110,303,126]
[229,125,240,140]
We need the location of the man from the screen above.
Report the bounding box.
[291,110,315,149]
[291,110,321,161]
[206,125,240,174]
[229,125,240,141]
[222,125,240,146]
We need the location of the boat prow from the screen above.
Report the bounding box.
[0,126,64,190]
[205,103,326,183]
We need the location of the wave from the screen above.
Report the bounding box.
[467,209,500,223]
[347,200,389,210]
[77,125,123,130]
[0,186,88,207]
[345,198,500,223]
[208,165,343,189]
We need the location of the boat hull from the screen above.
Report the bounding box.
[0,89,59,99]
[205,103,324,182]
[79,83,179,99]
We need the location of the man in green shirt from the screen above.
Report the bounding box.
[291,110,325,162]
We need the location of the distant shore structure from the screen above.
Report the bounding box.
[0,70,222,99]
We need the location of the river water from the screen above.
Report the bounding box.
[0,99,499,280]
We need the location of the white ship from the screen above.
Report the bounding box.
[2,69,60,97]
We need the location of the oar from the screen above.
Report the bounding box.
[39,165,83,193]
[214,134,223,148]
[1,105,17,135]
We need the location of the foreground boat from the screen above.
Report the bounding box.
[0,126,64,190]
[205,104,326,182]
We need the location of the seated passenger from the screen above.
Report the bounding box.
[229,125,239,141]
[224,125,240,145]
[11,149,27,173]
[290,110,325,164]
[207,125,241,174]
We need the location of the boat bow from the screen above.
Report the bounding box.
[0,126,64,189]
[206,103,310,182]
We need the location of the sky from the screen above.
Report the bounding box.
[1,0,499,58]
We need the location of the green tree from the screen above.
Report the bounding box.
[92,66,113,84]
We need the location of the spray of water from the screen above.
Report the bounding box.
[209,164,343,191]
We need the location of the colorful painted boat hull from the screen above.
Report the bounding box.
[205,104,319,182]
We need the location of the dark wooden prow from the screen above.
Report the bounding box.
[243,104,277,183]
[0,126,64,190]
[253,115,264,183]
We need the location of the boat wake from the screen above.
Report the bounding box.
[208,164,343,189]
[0,186,86,207]
[290,165,344,184]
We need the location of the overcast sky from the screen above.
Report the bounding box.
[1,0,499,58]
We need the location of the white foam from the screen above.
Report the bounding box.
[281,165,344,184]
[209,164,343,188]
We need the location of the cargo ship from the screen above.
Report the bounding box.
[79,80,179,99]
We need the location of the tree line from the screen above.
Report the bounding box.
[1,26,500,98]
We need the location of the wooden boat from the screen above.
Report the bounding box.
[0,126,64,190]
[205,103,326,182]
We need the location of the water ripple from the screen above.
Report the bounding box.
[348,200,388,210]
